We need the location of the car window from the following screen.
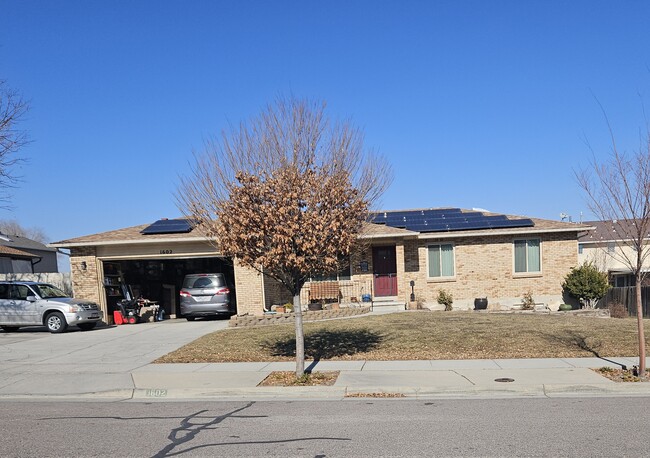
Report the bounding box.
[11,285,31,300]
[192,277,215,288]
[184,275,225,289]
[31,284,67,299]
[0,285,9,300]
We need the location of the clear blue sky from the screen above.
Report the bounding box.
[1,0,650,243]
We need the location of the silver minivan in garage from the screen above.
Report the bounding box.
[0,281,102,333]
[179,273,235,320]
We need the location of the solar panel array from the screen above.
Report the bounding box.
[371,208,534,233]
[141,218,195,235]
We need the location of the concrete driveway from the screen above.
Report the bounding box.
[0,319,229,397]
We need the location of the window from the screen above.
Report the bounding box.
[31,284,67,299]
[0,284,9,300]
[514,239,541,273]
[614,274,635,287]
[578,244,584,254]
[607,242,616,253]
[428,243,455,278]
[10,285,31,300]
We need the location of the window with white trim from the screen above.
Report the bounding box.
[428,243,455,278]
[514,238,541,273]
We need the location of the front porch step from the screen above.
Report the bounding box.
[371,298,406,313]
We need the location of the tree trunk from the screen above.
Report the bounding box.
[293,293,305,377]
[634,277,647,376]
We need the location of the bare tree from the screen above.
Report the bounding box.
[0,219,48,243]
[576,121,650,376]
[0,80,29,205]
[177,97,392,377]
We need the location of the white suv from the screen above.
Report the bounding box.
[0,281,102,333]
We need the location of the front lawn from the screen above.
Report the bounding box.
[155,312,650,363]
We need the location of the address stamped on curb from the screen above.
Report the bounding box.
[146,389,168,398]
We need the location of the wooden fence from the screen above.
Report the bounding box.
[597,286,650,318]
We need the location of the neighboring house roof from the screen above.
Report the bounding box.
[0,233,56,255]
[579,219,650,244]
[50,209,590,248]
[0,245,40,258]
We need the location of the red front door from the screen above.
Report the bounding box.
[373,246,397,297]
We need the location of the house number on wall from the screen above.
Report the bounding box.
[159,249,172,254]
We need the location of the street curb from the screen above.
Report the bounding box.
[2,383,650,402]
[0,389,135,402]
[130,386,348,400]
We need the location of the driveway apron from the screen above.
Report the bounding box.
[0,320,226,396]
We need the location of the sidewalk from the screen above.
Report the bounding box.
[3,356,650,401]
[127,356,650,401]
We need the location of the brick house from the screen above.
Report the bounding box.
[50,209,590,322]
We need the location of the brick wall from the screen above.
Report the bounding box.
[407,232,577,310]
[69,246,102,311]
[233,259,265,315]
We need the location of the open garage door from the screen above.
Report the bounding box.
[102,257,235,318]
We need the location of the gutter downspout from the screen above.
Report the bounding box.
[30,256,42,273]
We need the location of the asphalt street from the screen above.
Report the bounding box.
[1,398,648,457]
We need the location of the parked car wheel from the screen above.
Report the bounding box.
[186,317,196,321]
[46,312,67,333]
[77,323,96,331]
[1,325,19,332]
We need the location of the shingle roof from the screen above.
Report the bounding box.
[579,219,649,243]
[50,221,210,246]
[0,245,39,258]
[0,234,56,253]
[372,208,589,237]
[360,222,418,238]
[50,209,591,248]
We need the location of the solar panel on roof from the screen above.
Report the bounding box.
[370,208,535,233]
[490,218,534,229]
[141,219,195,235]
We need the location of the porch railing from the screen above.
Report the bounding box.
[302,278,373,305]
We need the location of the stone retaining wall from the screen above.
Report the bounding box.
[229,306,371,327]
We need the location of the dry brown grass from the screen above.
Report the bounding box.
[258,371,339,386]
[155,311,650,363]
[594,367,650,382]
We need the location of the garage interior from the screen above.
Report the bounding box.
[102,257,235,318]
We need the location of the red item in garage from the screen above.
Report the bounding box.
[113,310,124,325]
[127,316,136,324]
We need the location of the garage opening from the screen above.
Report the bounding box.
[102,257,235,319]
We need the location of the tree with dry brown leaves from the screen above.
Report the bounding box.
[576,117,649,376]
[177,97,392,376]
[0,80,29,206]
